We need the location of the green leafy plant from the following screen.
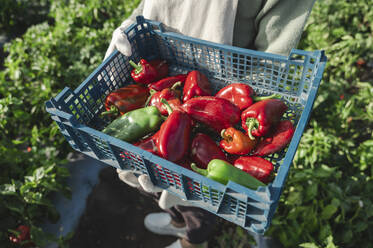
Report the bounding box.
[0,0,50,36]
[0,0,140,246]
[267,0,373,247]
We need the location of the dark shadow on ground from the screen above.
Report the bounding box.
[69,166,177,248]
[69,166,283,248]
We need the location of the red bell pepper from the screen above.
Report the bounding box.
[148,74,187,91]
[220,127,257,155]
[101,84,149,116]
[133,131,159,155]
[241,99,288,139]
[177,157,193,170]
[149,59,169,81]
[9,225,32,246]
[148,87,183,116]
[252,120,295,156]
[129,59,158,84]
[156,99,192,162]
[182,70,212,102]
[233,156,274,183]
[215,83,278,110]
[182,96,241,132]
[191,133,228,169]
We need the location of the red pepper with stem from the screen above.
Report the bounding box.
[182,96,241,132]
[157,99,192,162]
[191,133,228,169]
[101,84,149,116]
[9,225,33,246]
[233,156,274,183]
[215,83,279,110]
[182,70,212,102]
[252,120,295,156]
[241,99,288,140]
[129,59,159,84]
[148,86,183,116]
[148,74,187,91]
[220,127,257,155]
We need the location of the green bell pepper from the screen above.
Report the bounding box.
[102,106,164,143]
[191,159,266,190]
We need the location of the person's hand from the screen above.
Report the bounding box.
[104,20,133,61]
[116,168,163,192]
[137,174,194,209]
[117,169,194,209]
[116,169,142,188]
[158,190,194,210]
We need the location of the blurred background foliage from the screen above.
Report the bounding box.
[0,0,372,247]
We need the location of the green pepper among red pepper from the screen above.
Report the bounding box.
[191,159,266,190]
[100,62,298,191]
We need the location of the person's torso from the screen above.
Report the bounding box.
[142,0,265,49]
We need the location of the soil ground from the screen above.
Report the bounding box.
[68,167,242,248]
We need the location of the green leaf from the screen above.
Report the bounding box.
[299,243,320,248]
[319,224,332,241]
[321,204,338,220]
[305,182,318,201]
[314,165,336,178]
[0,184,17,196]
[325,235,337,248]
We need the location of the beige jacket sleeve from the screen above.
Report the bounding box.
[254,0,316,55]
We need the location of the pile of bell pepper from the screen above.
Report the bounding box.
[101,58,295,190]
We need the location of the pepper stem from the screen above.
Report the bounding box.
[160,98,173,115]
[246,118,258,140]
[220,129,232,142]
[144,89,157,106]
[191,163,208,176]
[101,105,119,116]
[129,60,142,74]
[252,93,281,102]
[170,81,182,90]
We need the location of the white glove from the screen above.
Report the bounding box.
[117,169,193,209]
[138,174,194,210]
[104,20,133,60]
[116,169,163,192]
[116,169,141,188]
[158,190,194,210]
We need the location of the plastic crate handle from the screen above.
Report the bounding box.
[136,15,165,33]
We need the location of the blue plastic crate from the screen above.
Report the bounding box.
[46,16,327,234]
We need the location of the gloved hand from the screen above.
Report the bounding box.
[116,168,163,192]
[117,168,193,209]
[116,169,142,188]
[104,20,133,60]
[138,174,194,209]
[158,190,194,210]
